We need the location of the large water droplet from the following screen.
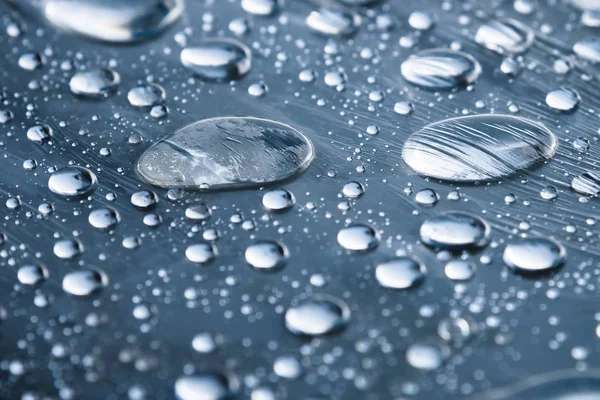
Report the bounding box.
[62,268,108,296]
[545,87,581,112]
[262,189,295,211]
[402,114,558,182]
[185,243,217,264]
[420,212,491,251]
[571,171,600,196]
[180,39,252,81]
[127,84,166,107]
[44,0,184,43]
[17,265,49,286]
[571,0,600,9]
[136,117,314,190]
[337,223,380,251]
[53,239,84,260]
[475,18,534,55]
[502,238,566,273]
[174,373,237,400]
[400,48,481,90]
[306,8,361,37]
[69,68,120,98]
[27,124,53,143]
[285,295,350,336]
[48,166,97,197]
[245,241,288,271]
[375,257,427,289]
[88,207,120,230]
[241,0,280,16]
[406,342,449,370]
[573,38,600,63]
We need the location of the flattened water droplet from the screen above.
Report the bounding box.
[180,39,252,81]
[27,124,53,143]
[131,190,159,209]
[306,8,361,37]
[503,238,566,273]
[88,207,120,230]
[337,223,380,251]
[573,38,600,63]
[174,372,237,400]
[185,203,212,221]
[185,243,217,264]
[400,48,481,90]
[571,171,600,196]
[262,189,295,211]
[375,257,427,289]
[408,11,437,31]
[62,268,108,296]
[438,316,477,344]
[136,117,314,190]
[69,68,120,98]
[475,18,534,55]
[273,356,302,379]
[127,84,166,107]
[17,265,49,286]
[406,342,449,370]
[571,0,600,9]
[44,0,184,43]
[18,52,45,71]
[245,241,288,271]
[545,87,581,112]
[444,260,476,281]
[53,238,84,260]
[285,295,350,336]
[415,188,439,207]
[402,114,558,182]
[420,212,491,251]
[342,181,365,198]
[48,166,97,197]
[241,0,280,16]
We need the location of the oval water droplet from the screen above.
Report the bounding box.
[571,171,600,196]
[285,295,350,336]
[306,8,361,37]
[406,342,449,370]
[174,372,237,400]
[241,0,280,16]
[136,117,314,190]
[27,124,53,143]
[180,39,252,81]
[245,241,288,271]
[262,189,295,211]
[503,238,566,273]
[44,0,184,43]
[69,68,120,98]
[342,181,365,198]
[130,190,159,209]
[402,114,558,182]
[127,84,166,107]
[48,166,97,197]
[573,38,600,63]
[420,212,491,251]
[62,268,108,296]
[375,256,427,289]
[475,18,534,55]
[53,238,84,260]
[444,260,476,281]
[337,223,380,251]
[400,48,481,89]
[545,87,581,112]
[185,243,217,264]
[17,265,49,286]
[88,207,120,230]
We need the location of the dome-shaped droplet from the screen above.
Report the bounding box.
[17,265,49,286]
[415,188,439,207]
[180,39,252,81]
[245,241,288,271]
[406,342,449,370]
[444,260,476,281]
[53,238,84,260]
[44,0,184,43]
[342,181,365,198]
[375,257,427,289]
[571,171,600,196]
[573,38,600,63]
[27,124,53,143]
[136,117,314,190]
[241,0,280,16]
[503,238,566,273]
[88,207,120,230]
[546,87,581,112]
[437,316,477,344]
[400,48,481,90]
[475,18,534,55]
[69,68,120,98]
[262,189,295,211]
[185,243,217,264]
[48,166,97,197]
[185,203,212,221]
[285,295,350,336]
[306,8,361,37]
[174,372,237,400]
[337,223,380,251]
[402,114,558,182]
[62,268,108,296]
[127,84,166,107]
[571,0,600,9]
[18,52,45,71]
[130,190,158,209]
[420,212,491,251]
[192,332,221,354]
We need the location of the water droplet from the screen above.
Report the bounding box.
[17,265,49,286]
[306,8,361,37]
[444,260,476,281]
[400,48,481,89]
[337,223,380,251]
[273,355,302,379]
[44,0,184,42]
[582,9,600,27]
[62,268,108,296]
[137,117,314,190]
[437,316,477,344]
[475,18,534,55]
[245,241,288,271]
[262,189,295,211]
[402,114,558,182]
[415,188,439,207]
[27,124,53,143]
[285,295,350,336]
[503,237,566,273]
[130,190,159,209]
[546,87,581,112]
[394,100,414,115]
[540,185,559,200]
[406,342,449,370]
[420,212,491,251]
[573,38,600,63]
[248,82,268,97]
[192,332,221,354]
[185,203,211,221]
[53,238,84,260]
[127,84,166,107]
[88,207,120,230]
[185,243,217,264]
[408,11,437,30]
[241,0,280,16]
[342,181,365,198]
[70,68,120,98]
[181,39,252,81]
[18,52,45,71]
[48,166,97,197]
[174,373,237,400]
[375,257,427,289]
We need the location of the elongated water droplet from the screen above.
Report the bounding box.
[402,114,558,182]
[62,268,108,296]
[185,243,217,264]
[285,295,350,336]
[571,171,600,196]
[573,38,600,63]
[70,68,120,98]
[306,8,361,37]
[475,18,534,55]
[127,84,166,107]
[241,0,280,16]
[337,223,380,251]
[27,124,53,143]
[48,166,97,197]
[262,189,295,211]
[546,87,581,112]
[137,117,314,190]
[53,238,84,260]
[420,212,491,251]
[88,207,120,230]
[245,241,288,271]
[375,257,426,289]
[406,342,449,370]
[174,372,237,400]
[400,48,481,89]
[444,260,476,281]
[17,265,49,286]
[180,39,252,81]
[503,238,565,274]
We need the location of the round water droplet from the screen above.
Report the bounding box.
[127,84,165,107]
[400,48,481,90]
[306,8,361,37]
[582,9,600,27]
[475,18,534,55]
[402,114,558,182]
[137,117,314,190]
[185,203,211,221]
[44,0,184,43]
[262,189,295,211]
[185,243,217,264]
[420,212,491,251]
[375,257,426,289]
[69,68,120,98]
[572,171,600,196]
[337,223,380,251]
[48,166,97,197]
[88,207,120,230]
[62,268,108,296]
[437,316,476,344]
[53,238,84,260]
[27,124,53,143]
[130,190,159,209]
[192,332,220,354]
[248,82,268,97]
[174,372,237,400]
[17,265,49,286]
[408,11,436,30]
[546,87,581,112]
[394,101,414,115]
[573,38,600,63]
[444,260,476,281]
[406,342,449,370]
[241,0,280,16]
[342,181,365,198]
[415,188,439,207]
[18,52,45,71]
[245,241,288,271]
[503,238,566,273]
[285,295,350,336]
[181,39,252,81]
